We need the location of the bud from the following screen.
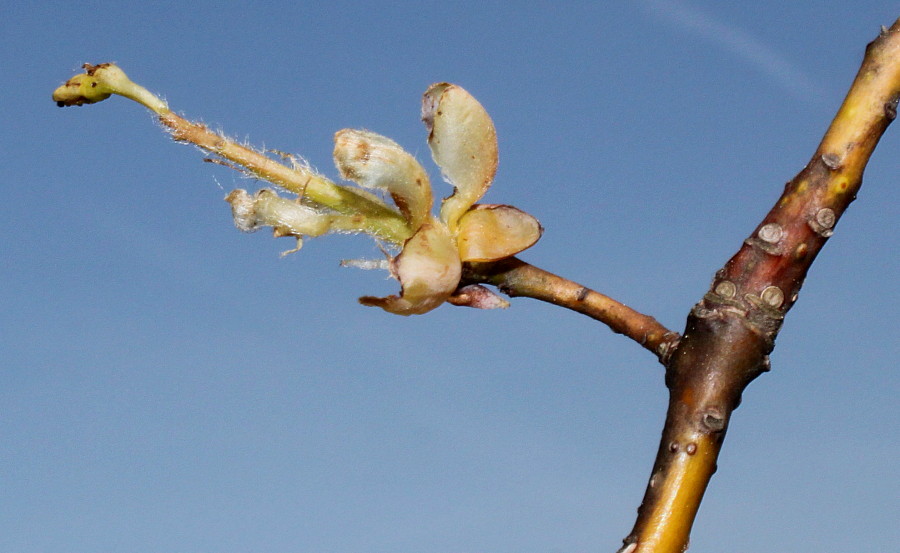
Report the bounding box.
[422,83,498,231]
[334,129,432,231]
[53,69,114,107]
[53,63,167,113]
[448,285,510,309]
[455,204,543,262]
[358,221,462,316]
[226,188,366,247]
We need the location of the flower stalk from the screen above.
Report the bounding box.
[53,63,412,244]
[53,65,545,316]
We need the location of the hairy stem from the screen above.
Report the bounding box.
[463,257,679,361]
[620,19,900,553]
[158,112,411,243]
[52,64,412,244]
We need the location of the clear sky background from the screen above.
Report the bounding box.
[2,2,898,552]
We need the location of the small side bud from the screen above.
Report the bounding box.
[448,284,510,309]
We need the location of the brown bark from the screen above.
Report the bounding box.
[462,257,680,361]
[617,19,900,553]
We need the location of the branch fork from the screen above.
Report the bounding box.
[52,19,900,550]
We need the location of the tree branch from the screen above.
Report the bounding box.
[462,258,679,362]
[51,22,899,549]
[619,18,900,553]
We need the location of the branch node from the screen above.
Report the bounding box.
[713,280,737,299]
[757,222,785,245]
[700,411,726,433]
[690,304,716,320]
[743,234,784,256]
[759,285,785,309]
[886,96,899,120]
[820,152,843,170]
[807,207,836,237]
[743,291,785,338]
[657,333,680,364]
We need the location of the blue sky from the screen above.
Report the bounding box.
[2,2,898,552]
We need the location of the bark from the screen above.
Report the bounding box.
[462,257,680,361]
[616,19,900,553]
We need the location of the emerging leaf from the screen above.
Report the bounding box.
[358,220,462,315]
[455,204,543,262]
[334,129,432,231]
[422,83,498,230]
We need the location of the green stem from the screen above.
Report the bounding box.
[158,111,411,243]
[53,63,413,245]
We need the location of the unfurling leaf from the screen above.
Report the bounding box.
[422,83,499,231]
[359,221,461,315]
[333,129,432,231]
[456,204,543,262]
